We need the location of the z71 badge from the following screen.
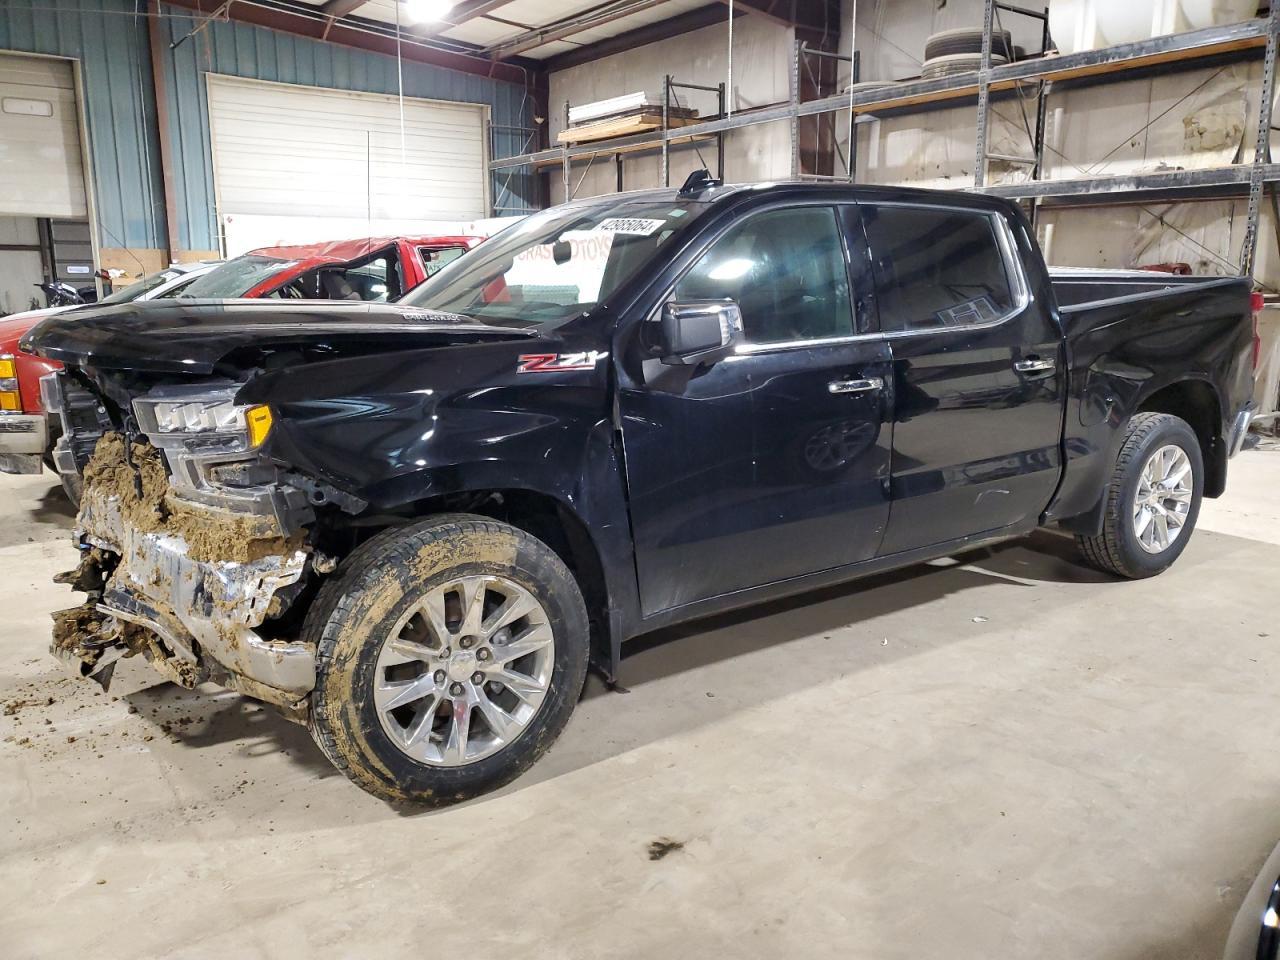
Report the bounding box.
[517,351,608,373]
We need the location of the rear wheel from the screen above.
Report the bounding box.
[1075,412,1203,578]
[306,515,590,804]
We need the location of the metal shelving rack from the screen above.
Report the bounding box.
[487,6,1280,278]
[535,77,726,202]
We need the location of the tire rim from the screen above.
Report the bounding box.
[373,575,555,767]
[1132,444,1193,554]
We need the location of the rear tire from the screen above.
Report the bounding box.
[306,515,590,804]
[1074,412,1203,579]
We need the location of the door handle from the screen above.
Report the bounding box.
[1014,357,1055,373]
[828,377,884,395]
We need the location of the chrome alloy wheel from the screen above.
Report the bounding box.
[372,576,555,766]
[1132,444,1194,554]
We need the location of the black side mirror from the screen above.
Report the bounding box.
[659,300,743,366]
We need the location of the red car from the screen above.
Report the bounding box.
[0,234,482,483]
[179,235,482,301]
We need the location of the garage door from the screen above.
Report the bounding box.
[206,74,489,229]
[0,54,87,218]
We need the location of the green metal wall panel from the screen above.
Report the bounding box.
[0,0,537,258]
[0,0,165,251]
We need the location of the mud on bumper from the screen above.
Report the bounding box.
[55,484,316,718]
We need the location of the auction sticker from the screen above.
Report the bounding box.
[595,217,666,236]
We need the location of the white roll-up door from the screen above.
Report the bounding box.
[206,74,489,233]
[0,54,87,219]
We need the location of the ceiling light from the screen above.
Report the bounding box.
[402,0,456,23]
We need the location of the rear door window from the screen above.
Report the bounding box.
[861,205,1017,332]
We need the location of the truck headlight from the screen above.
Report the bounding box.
[133,386,273,450]
[151,397,246,435]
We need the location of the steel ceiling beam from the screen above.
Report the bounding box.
[543,3,742,71]
[713,0,840,43]
[162,0,540,86]
[319,0,365,16]
[319,0,514,36]
[484,0,672,60]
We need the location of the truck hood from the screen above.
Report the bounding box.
[21,299,536,374]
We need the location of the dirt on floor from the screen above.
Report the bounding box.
[82,432,297,564]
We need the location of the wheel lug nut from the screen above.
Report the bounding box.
[433,670,445,684]
[460,636,473,649]
[439,647,450,658]
[471,671,484,684]
[450,682,464,696]
[477,648,491,662]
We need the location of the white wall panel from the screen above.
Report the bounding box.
[0,54,86,219]
[206,74,488,235]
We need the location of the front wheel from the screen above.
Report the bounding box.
[306,515,590,804]
[1075,412,1203,579]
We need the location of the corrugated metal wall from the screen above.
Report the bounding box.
[0,0,165,252]
[157,3,538,251]
[0,0,536,259]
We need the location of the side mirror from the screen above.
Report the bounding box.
[659,300,743,366]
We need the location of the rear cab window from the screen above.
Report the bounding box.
[419,245,467,278]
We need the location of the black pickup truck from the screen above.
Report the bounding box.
[26,177,1257,804]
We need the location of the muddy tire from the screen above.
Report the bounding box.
[1074,412,1203,579]
[306,515,589,804]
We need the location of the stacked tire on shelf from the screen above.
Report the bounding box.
[921,27,1018,79]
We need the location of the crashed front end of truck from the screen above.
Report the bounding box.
[43,372,335,721]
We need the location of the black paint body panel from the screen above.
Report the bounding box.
[25,183,1256,670]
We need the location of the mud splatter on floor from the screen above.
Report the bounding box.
[647,837,684,861]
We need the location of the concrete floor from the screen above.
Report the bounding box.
[2,450,1279,960]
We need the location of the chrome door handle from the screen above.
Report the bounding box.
[1014,357,1055,373]
[828,376,883,395]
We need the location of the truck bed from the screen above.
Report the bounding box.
[1048,267,1230,309]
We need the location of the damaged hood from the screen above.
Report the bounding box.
[21,299,536,374]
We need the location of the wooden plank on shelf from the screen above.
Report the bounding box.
[1031,32,1267,82]
[850,78,1019,114]
[535,133,719,168]
[558,112,700,145]
[845,30,1268,115]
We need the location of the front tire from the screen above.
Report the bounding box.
[1075,412,1203,579]
[306,515,590,804]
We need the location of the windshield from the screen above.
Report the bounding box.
[99,269,184,305]
[401,199,704,325]
[180,254,296,299]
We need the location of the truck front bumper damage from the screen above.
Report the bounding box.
[54,470,316,720]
